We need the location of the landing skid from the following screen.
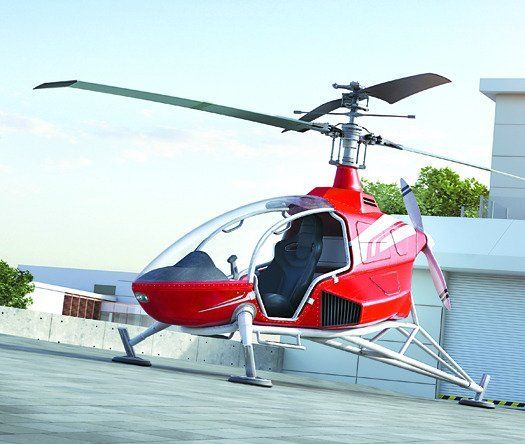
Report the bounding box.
[112,302,492,408]
[112,323,169,367]
[458,398,495,409]
[247,304,493,408]
[228,375,273,387]
[458,374,495,409]
[227,305,273,387]
[112,355,151,366]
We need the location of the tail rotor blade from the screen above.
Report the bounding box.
[399,178,451,310]
[399,178,424,232]
[422,246,451,310]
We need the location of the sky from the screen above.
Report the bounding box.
[1,0,525,272]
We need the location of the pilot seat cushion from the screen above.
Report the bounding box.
[258,215,323,317]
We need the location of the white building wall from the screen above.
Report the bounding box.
[28,282,66,315]
[18,265,137,304]
[26,281,116,315]
[480,79,525,219]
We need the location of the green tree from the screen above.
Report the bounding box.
[0,261,34,308]
[362,167,489,217]
[361,180,407,215]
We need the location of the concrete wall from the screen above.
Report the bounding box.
[282,268,443,398]
[0,306,283,372]
[480,79,525,219]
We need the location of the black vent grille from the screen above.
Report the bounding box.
[363,197,378,207]
[322,292,362,327]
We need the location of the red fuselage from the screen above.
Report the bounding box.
[132,166,426,329]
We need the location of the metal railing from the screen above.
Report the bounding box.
[477,196,509,219]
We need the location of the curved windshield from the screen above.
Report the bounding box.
[137,195,332,281]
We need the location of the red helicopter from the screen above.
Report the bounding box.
[36,74,525,408]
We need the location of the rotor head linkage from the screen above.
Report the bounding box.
[332,81,361,91]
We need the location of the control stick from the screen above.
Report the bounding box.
[227,255,239,279]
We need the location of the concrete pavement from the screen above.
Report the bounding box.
[0,334,522,443]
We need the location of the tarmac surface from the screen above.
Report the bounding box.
[0,333,523,443]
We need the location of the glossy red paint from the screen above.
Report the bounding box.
[132,280,253,327]
[333,165,362,191]
[132,165,427,330]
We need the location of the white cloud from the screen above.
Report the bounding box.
[120,149,150,163]
[0,110,73,141]
[78,118,328,164]
[44,156,93,172]
[141,108,155,118]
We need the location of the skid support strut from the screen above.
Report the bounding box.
[228,305,272,387]
[247,316,495,406]
[112,321,170,366]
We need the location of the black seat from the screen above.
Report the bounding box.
[258,215,323,317]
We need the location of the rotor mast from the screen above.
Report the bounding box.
[329,82,368,191]
[327,82,371,170]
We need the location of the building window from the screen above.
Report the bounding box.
[93,284,116,296]
[62,294,101,320]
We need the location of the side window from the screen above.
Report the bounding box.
[390,229,407,256]
[356,221,391,264]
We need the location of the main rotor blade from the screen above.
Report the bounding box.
[361,73,450,104]
[298,99,343,123]
[282,98,343,133]
[382,140,525,183]
[35,80,331,134]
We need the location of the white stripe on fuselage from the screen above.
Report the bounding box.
[353,215,416,267]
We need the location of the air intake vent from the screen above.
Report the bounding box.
[363,197,378,207]
[322,292,362,327]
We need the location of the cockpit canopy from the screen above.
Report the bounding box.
[137,195,334,283]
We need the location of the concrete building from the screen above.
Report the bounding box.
[19,265,137,304]
[480,78,525,219]
[19,265,151,325]
[28,281,116,318]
